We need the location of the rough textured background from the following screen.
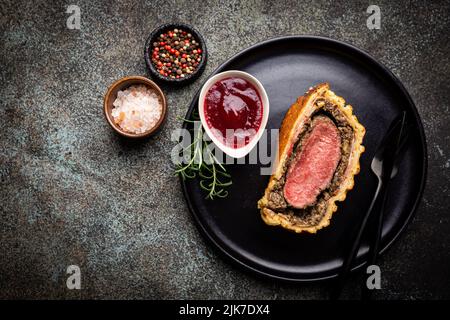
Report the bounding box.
[1,0,449,299]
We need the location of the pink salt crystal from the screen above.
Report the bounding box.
[111,84,162,134]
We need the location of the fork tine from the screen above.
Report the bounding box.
[390,119,411,179]
[396,123,411,155]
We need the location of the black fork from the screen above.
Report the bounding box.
[331,111,409,300]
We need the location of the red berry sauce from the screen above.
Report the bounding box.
[204,77,263,149]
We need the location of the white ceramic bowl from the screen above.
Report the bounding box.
[198,70,270,159]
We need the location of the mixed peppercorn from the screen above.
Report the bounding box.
[151,28,203,79]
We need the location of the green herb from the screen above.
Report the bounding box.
[174,111,232,200]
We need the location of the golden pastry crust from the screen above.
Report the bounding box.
[257,83,365,233]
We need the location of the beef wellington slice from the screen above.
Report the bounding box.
[258,83,365,233]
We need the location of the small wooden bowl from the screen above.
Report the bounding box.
[103,76,167,138]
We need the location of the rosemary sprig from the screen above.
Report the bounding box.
[174,111,232,200]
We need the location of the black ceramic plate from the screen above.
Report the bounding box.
[181,36,427,282]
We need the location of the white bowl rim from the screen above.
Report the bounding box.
[198,70,270,159]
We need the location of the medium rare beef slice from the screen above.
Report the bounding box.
[283,116,342,209]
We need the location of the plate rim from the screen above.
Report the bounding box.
[180,35,428,282]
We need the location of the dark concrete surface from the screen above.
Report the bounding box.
[1,0,449,299]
